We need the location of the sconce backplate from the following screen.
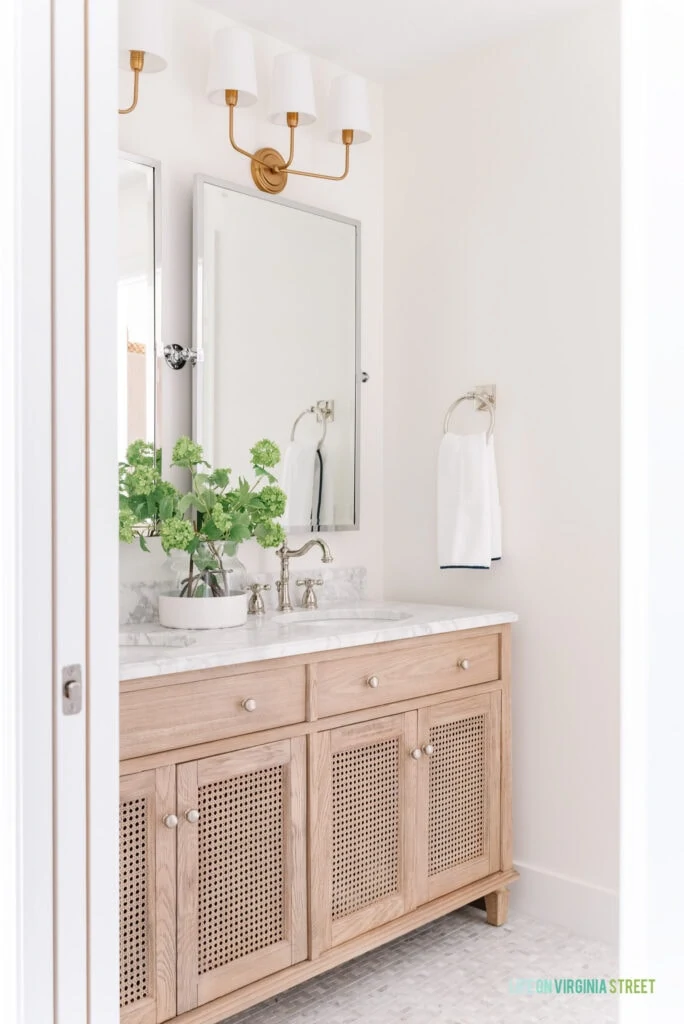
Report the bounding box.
[251,148,288,194]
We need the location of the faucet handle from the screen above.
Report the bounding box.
[246,582,271,615]
[296,578,324,609]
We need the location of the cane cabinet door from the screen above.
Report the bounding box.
[175,738,307,1013]
[119,767,177,1024]
[415,692,502,905]
[310,713,418,955]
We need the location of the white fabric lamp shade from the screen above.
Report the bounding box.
[118,0,168,73]
[269,52,316,126]
[328,74,372,144]
[207,28,258,107]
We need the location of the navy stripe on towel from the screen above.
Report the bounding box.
[440,557,501,570]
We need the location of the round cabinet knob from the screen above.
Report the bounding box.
[163,814,178,829]
[458,658,471,670]
[242,698,257,712]
[422,743,435,757]
[410,748,423,760]
[367,675,380,689]
[185,809,200,824]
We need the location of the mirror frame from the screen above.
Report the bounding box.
[192,174,362,532]
[118,149,163,462]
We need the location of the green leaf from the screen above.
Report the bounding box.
[201,518,222,541]
[209,468,230,489]
[138,534,150,552]
[159,494,175,521]
[178,494,196,515]
[229,522,252,543]
[253,466,278,484]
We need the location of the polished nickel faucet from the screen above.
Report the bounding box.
[275,538,333,612]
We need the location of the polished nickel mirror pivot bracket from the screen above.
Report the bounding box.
[163,344,202,371]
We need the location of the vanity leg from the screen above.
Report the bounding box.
[484,888,509,926]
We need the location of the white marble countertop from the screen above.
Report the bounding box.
[119,601,517,682]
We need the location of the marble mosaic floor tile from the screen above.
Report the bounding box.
[224,908,617,1024]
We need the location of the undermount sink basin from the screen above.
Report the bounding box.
[279,608,412,628]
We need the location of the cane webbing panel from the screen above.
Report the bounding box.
[331,737,400,920]
[119,796,150,1009]
[428,715,486,876]
[197,765,285,975]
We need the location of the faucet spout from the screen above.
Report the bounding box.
[275,537,333,611]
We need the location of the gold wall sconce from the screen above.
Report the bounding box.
[118,0,168,116]
[207,29,372,194]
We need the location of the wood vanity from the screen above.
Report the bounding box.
[119,621,517,1024]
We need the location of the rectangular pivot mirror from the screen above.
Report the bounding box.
[118,152,161,461]
[194,177,360,532]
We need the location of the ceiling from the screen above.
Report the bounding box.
[196,0,595,80]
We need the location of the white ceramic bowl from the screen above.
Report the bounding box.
[158,592,248,630]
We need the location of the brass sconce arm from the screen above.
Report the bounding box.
[119,50,145,116]
[286,139,351,182]
[226,95,354,194]
[227,100,274,169]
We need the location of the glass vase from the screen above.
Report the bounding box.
[175,541,246,598]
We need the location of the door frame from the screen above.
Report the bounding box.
[3,0,119,1020]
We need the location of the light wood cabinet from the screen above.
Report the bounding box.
[119,768,176,1024]
[310,713,418,953]
[120,625,517,1024]
[175,740,307,1014]
[416,692,501,903]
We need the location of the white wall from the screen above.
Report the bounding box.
[118,0,384,587]
[384,1,620,942]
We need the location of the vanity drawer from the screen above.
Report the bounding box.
[120,665,306,760]
[316,633,500,718]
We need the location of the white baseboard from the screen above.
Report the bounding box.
[510,861,618,945]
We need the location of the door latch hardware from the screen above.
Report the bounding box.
[62,664,83,715]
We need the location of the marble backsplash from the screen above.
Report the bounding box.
[119,541,367,625]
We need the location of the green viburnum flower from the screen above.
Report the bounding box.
[211,504,232,534]
[172,436,206,469]
[250,438,281,469]
[126,464,158,497]
[160,516,196,554]
[256,485,287,519]
[255,520,286,549]
[126,439,156,466]
[155,480,179,516]
[119,507,137,544]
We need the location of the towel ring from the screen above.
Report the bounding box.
[290,406,327,448]
[443,392,495,441]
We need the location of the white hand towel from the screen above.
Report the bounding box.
[438,432,502,569]
[280,441,317,529]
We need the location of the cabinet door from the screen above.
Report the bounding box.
[176,738,307,1013]
[310,713,418,955]
[119,767,176,1024]
[416,692,501,905]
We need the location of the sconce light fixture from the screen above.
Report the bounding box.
[118,0,168,115]
[207,28,372,194]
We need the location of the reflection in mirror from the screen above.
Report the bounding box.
[118,153,160,461]
[194,178,360,532]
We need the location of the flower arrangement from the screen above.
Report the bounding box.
[119,435,287,598]
[118,440,178,547]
